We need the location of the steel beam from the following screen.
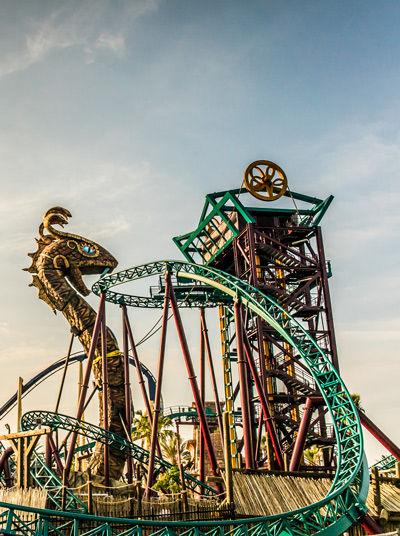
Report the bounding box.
[242,331,284,470]
[146,272,170,496]
[234,300,255,469]
[359,410,400,461]
[168,273,220,480]
[64,292,105,481]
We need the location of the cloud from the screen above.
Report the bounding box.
[0,1,160,77]
[85,32,126,63]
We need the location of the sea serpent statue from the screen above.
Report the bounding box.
[25,207,127,479]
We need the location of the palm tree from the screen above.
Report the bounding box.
[350,393,364,412]
[132,408,174,450]
[160,433,192,467]
[303,445,321,465]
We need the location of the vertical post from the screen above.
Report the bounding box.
[101,300,110,487]
[223,412,234,508]
[61,473,67,511]
[371,466,381,516]
[136,481,143,518]
[168,273,220,481]
[176,422,188,512]
[123,306,163,459]
[199,310,205,488]
[396,462,400,479]
[64,293,105,480]
[200,308,224,447]
[55,334,74,413]
[17,377,23,432]
[122,306,133,484]
[234,300,254,469]
[145,272,171,496]
[87,468,93,515]
[315,227,339,372]
[23,437,29,489]
[17,437,23,488]
[45,433,52,469]
[242,332,284,470]
[76,361,84,469]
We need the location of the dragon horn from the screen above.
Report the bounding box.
[38,223,54,245]
[43,207,76,240]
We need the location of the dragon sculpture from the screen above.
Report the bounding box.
[25,207,127,480]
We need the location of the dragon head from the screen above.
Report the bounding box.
[26,207,118,302]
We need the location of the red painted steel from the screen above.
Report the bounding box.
[315,227,340,372]
[45,434,52,469]
[123,307,162,459]
[242,331,284,470]
[200,309,224,447]
[359,410,400,461]
[234,300,255,469]
[168,273,220,480]
[64,292,105,480]
[48,433,64,476]
[358,513,383,535]
[101,310,110,487]
[199,311,205,488]
[0,447,13,488]
[122,308,133,484]
[290,398,315,471]
[145,272,170,496]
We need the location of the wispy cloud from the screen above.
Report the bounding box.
[0,0,160,78]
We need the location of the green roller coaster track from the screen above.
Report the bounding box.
[372,454,396,472]
[0,260,369,536]
[20,410,218,498]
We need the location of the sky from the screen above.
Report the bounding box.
[0,0,400,465]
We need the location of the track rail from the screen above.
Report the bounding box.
[0,260,369,536]
[21,411,218,498]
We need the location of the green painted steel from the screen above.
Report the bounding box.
[0,458,369,536]
[0,259,368,536]
[172,189,334,264]
[93,260,367,536]
[20,410,218,498]
[30,451,87,512]
[372,454,396,472]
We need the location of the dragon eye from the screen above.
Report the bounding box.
[83,245,95,255]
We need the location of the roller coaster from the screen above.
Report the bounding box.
[0,160,396,536]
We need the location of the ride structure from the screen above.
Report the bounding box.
[0,159,397,536]
[173,160,338,472]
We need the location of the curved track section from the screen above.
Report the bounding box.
[94,260,368,535]
[372,454,396,472]
[21,410,218,498]
[0,260,369,536]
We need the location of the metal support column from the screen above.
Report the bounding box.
[146,272,171,496]
[101,302,110,488]
[200,308,224,447]
[234,300,254,469]
[122,306,133,483]
[242,332,284,470]
[168,272,220,480]
[64,293,105,480]
[199,310,205,488]
[289,397,323,471]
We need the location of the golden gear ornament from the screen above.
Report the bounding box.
[244,160,288,201]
